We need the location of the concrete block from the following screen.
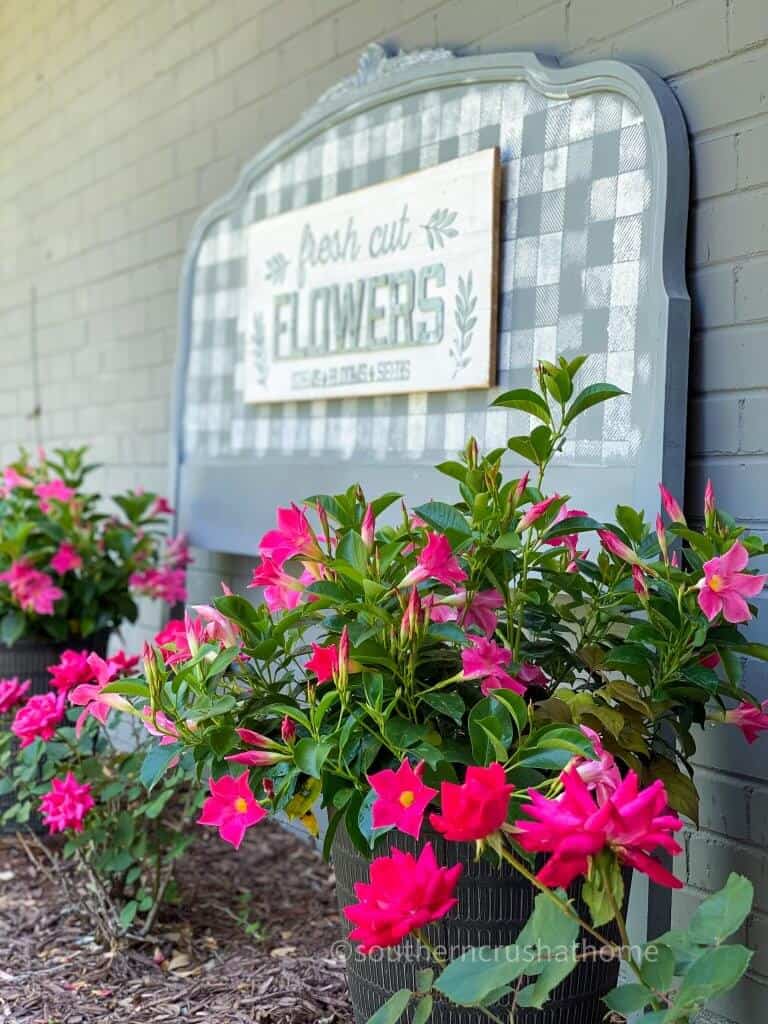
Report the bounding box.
[728,0,768,53]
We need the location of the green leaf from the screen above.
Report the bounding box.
[641,943,675,993]
[435,461,468,484]
[688,873,753,945]
[414,501,472,540]
[365,989,411,1024]
[506,435,541,466]
[415,968,434,994]
[119,900,139,929]
[564,383,625,425]
[337,531,369,575]
[101,679,150,698]
[0,610,25,646]
[140,743,179,791]
[542,515,602,542]
[492,387,551,424]
[293,738,332,779]
[435,946,528,1005]
[420,691,465,725]
[411,995,433,1024]
[603,984,652,1014]
[667,945,752,1017]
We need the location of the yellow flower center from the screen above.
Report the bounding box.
[708,574,725,593]
[399,790,416,808]
[234,797,248,813]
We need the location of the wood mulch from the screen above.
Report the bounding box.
[0,822,353,1023]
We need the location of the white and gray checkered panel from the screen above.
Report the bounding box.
[184,81,650,467]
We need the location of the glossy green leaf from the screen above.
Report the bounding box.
[491,387,551,423]
[414,501,472,540]
[365,989,411,1024]
[564,383,625,425]
[688,873,753,945]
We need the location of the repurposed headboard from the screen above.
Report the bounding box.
[172,46,690,557]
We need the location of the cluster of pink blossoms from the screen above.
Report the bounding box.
[0,676,31,714]
[0,559,64,615]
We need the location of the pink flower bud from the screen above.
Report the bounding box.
[400,588,422,643]
[655,514,668,563]
[659,483,686,525]
[512,472,530,506]
[704,479,716,529]
[598,529,641,565]
[281,716,296,744]
[632,565,649,600]
[339,626,350,669]
[361,504,375,550]
[236,727,279,749]
[517,494,558,532]
[262,778,275,798]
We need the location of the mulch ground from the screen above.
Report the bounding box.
[0,823,354,1024]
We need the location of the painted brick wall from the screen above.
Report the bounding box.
[1,1,767,1018]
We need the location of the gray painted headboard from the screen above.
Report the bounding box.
[172,45,690,558]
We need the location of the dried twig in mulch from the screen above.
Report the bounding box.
[0,822,353,1023]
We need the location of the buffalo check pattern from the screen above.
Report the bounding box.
[183,80,651,466]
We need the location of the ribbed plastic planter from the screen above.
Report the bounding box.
[0,630,110,826]
[334,825,627,1024]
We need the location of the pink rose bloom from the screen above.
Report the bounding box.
[461,636,525,696]
[48,650,93,693]
[344,843,462,953]
[248,557,309,612]
[569,725,621,803]
[514,769,683,890]
[11,691,66,747]
[258,504,321,565]
[430,763,515,842]
[0,677,31,714]
[368,759,438,839]
[197,772,267,848]
[725,700,768,744]
[39,773,95,834]
[141,707,179,746]
[697,541,767,624]
[50,542,83,575]
[0,559,64,615]
[305,641,339,684]
[399,532,467,589]
[34,479,76,513]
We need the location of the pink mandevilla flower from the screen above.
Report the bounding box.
[130,566,187,604]
[0,559,64,615]
[11,691,66,747]
[305,641,340,684]
[514,768,683,890]
[344,842,462,953]
[197,772,267,848]
[39,773,95,834]
[569,726,622,803]
[367,759,438,839]
[50,542,83,575]
[141,708,179,746]
[430,763,515,842]
[697,541,767,624]
[248,557,311,612]
[428,588,505,638]
[34,479,76,513]
[725,701,768,744]
[659,483,686,525]
[545,505,588,571]
[0,677,31,714]
[69,652,132,735]
[461,637,525,697]
[152,496,175,516]
[258,504,321,565]
[399,532,467,589]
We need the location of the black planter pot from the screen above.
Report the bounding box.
[333,826,629,1024]
[0,630,111,826]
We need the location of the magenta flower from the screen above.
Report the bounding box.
[130,566,187,604]
[428,588,505,638]
[544,505,588,570]
[632,565,649,599]
[514,769,683,890]
[598,530,641,566]
[461,636,525,696]
[154,618,193,665]
[258,504,320,565]
[34,479,76,513]
[197,772,267,848]
[39,773,95,834]
[361,503,376,550]
[0,559,64,615]
[248,557,309,612]
[164,533,192,569]
[0,677,31,714]
[659,483,686,525]
[141,708,179,746]
[152,496,175,516]
[191,602,241,650]
[516,662,549,690]
[430,763,515,842]
[697,541,767,623]
[725,701,768,743]
[47,650,93,693]
[69,652,132,735]
[50,542,83,575]
[11,691,66,747]
[281,716,296,744]
[399,532,467,589]
[367,760,438,839]
[344,843,462,953]
[569,726,621,803]
[305,641,340,684]
[517,494,559,532]
[3,467,32,491]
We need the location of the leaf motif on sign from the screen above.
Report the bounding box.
[248,313,269,388]
[422,208,459,249]
[265,252,289,284]
[450,271,476,377]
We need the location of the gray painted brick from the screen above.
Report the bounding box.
[567,0,672,49]
[670,50,768,133]
[737,122,768,189]
[686,831,768,911]
[728,0,768,52]
[735,254,768,322]
[692,134,738,200]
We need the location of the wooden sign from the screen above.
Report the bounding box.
[242,148,500,403]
